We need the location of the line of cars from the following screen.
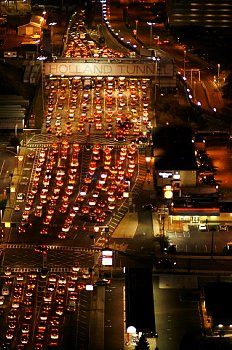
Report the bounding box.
[15,141,138,240]
[0,268,92,349]
[65,10,126,59]
[44,74,151,143]
[3,7,154,349]
[43,9,151,142]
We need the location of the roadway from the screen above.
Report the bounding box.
[0,149,18,200]
[108,1,225,113]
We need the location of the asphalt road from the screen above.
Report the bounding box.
[154,275,201,350]
[0,149,17,198]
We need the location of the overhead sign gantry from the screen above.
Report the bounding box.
[44,59,174,78]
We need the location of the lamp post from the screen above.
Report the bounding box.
[183,50,186,78]
[48,22,57,56]
[147,22,155,47]
[37,55,47,115]
[210,226,217,260]
[217,63,220,85]
[135,19,138,39]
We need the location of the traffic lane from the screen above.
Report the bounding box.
[104,280,124,350]
[154,275,202,350]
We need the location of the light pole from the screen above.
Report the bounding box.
[217,63,220,85]
[48,22,57,56]
[147,22,155,47]
[135,19,138,39]
[210,226,217,260]
[37,55,47,115]
[183,50,186,78]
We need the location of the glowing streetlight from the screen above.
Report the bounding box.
[183,50,186,78]
[48,22,57,56]
[147,22,156,47]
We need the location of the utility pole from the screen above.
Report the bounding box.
[210,227,217,260]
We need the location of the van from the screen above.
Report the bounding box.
[2,285,9,296]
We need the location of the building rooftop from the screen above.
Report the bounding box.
[153,126,197,170]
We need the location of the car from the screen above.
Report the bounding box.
[58,276,66,285]
[50,316,60,326]
[48,274,57,283]
[155,257,176,269]
[67,282,76,292]
[94,278,111,286]
[24,308,32,320]
[40,310,49,321]
[8,321,17,329]
[20,334,29,344]
[223,243,232,255]
[7,309,18,321]
[142,203,155,210]
[6,330,14,340]
[17,193,25,202]
[219,224,228,231]
[55,305,64,316]
[58,232,67,239]
[199,224,207,231]
[21,323,30,334]
[2,285,10,295]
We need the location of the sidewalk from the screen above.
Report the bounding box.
[2,146,27,226]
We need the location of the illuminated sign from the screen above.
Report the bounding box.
[159,172,172,179]
[44,62,157,77]
[102,250,113,266]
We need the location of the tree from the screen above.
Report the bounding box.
[222,73,232,99]
[135,334,150,350]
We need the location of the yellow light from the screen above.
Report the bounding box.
[164,190,173,199]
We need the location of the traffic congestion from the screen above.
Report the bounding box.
[14,141,138,242]
[0,267,93,349]
[1,5,153,350]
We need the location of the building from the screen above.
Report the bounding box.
[153,125,197,189]
[166,0,232,28]
[125,267,156,339]
[18,15,45,37]
[0,95,28,131]
[203,283,232,335]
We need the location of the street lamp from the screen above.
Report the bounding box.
[48,22,57,56]
[135,19,138,39]
[37,55,47,114]
[210,226,217,260]
[147,22,156,47]
[183,50,186,78]
[217,63,220,85]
